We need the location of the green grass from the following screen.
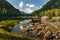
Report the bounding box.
[0,18,33,40]
[0,20,20,27]
[48,27,60,32]
[0,19,22,31]
[0,28,32,40]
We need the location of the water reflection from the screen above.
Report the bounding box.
[11,19,32,34]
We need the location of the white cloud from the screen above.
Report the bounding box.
[13,5,17,8]
[19,1,23,8]
[40,6,42,8]
[13,5,18,9]
[26,4,29,6]
[14,5,16,7]
[20,9,23,11]
[26,4,35,8]
[24,8,34,13]
[29,4,35,8]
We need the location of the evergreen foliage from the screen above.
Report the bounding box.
[0,0,21,17]
[32,0,60,17]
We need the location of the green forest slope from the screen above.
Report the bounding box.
[32,0,60,17]
[0,0,21,17]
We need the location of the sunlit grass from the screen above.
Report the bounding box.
[0,20,20,27]
[0,19,22,31]
[49,27,60,32]
[0,28,32,40]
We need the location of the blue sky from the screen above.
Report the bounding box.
[6,0,48,13]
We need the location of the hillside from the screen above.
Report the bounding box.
[0,0,21,17]
[0,0,29,17]
[32,0,60,16]
[38,0,60,12]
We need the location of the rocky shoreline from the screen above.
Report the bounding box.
[11,18,60,40]
[24,21,60,40]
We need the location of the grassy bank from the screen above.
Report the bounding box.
[0,28,32,40]
[0,18,23,31]
[0,18,32,40]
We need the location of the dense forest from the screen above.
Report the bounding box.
[0,0,21,17]
[32,0,60,17]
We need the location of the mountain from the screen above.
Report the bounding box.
[20,11,31,16]
[20,11,28,15]
[32,0,60,16]
[0,0,21,17]
[38,0,60,12]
